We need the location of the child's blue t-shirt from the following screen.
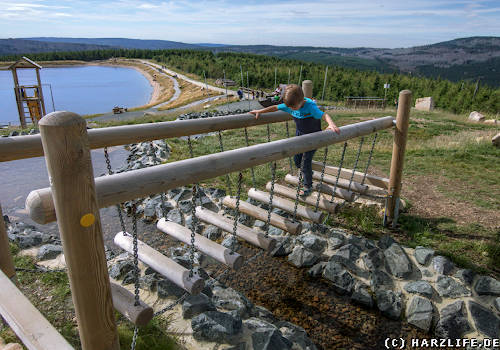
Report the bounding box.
[277,98,324,134]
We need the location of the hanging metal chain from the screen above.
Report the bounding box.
[314,147,328,212]
[130,202,140,307]
[336,137,364,211]
[218,131,233,195]
[293,153,306,222]
[323,142,347,224]
[188,185,197,278]
[360,133,378,185]
[131,326,139,350]
[285,122,293,172]
[244,128,256,189]
[231,172,243,253]
[266,124,271,143]
[104,147,127,233]
[265,162,276,237]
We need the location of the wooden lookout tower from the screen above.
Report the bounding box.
[9,57,47,129]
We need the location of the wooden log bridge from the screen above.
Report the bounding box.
[310,161,389,189]
[284,174,355,202]
[248,188,324,223]
[222,196,302,235]
[110,282,153,327]
[265,183,337,214]
[26,116,395,225]
[157,218,244,269]
[0,111,293,162]
[194,207,276,251]
[114,232,205,295]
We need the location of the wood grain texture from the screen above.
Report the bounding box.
[0,270,74,350]
[0,205,16,280]
[39,111,119,350]
[27,117,395,224]
[285,174,355,202]
[110,282,153,327]
[310,161,389,189]
[222,196,302,235]
[311,170,369,194]
[157,218,244,270]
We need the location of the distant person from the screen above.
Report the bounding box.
[237,89,243,100]
[249,84,340,196]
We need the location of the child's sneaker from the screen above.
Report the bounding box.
[299,187,313,197]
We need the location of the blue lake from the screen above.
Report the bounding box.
[0,65,153,125]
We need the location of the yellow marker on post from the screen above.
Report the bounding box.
[80,213,95,227]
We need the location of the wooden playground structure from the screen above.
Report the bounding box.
[0,81,411,349]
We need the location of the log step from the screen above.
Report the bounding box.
[222,196,302,235]
[157,218,244,270]
[113,232,204,295]
[284,174,355,202]
[311,161,389,189]
[248,188,324,223]
[311,170,369,194]
[265,182,336,214]
[194,206,276,252]
[110,281,153,327]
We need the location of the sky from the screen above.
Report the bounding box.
[0,0,499,48]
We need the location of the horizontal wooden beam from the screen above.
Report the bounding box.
[311,161,389,189]
[222,196,302,235]
[285,174,355,202]
[26,117,394,224]
[265,182,336,214]
[311,171,368,194]
[0,270,74,350]
[156,218,244,270]
[113,232,204,295]
[194,207,276,251]
[0,111,292,162]
[248,188,324,223]
[110,281,153,327]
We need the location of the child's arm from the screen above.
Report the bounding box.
[249,105,278,119]
[322,113,340,134]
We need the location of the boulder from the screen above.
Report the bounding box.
[276,321,318,350]
[384,243,412,279]
[474,276,500,296]
[191,311,242,343]
[377,235,396,250]
[362,249,385,271]
[139,274,157,291]
[267,226,284,236]
[296,233,327,254]
[182,293,216,319]
[322,260,354,295]
[157,278,185,298]
[335,244,361,261]
[468,111,485,123]
[370,270,394,291]
[251,305,277,324]
[435,276,471,298]
[37,244,63,261]
[271,236,294,257]
[222,236,240,251]
[407,296,433,332]
[328,255,370,279]
[288,246,319,268]
[454,269,475,286]
[328,236,344,250]
[351,282,374,308]
[375,289,402,320]
[108,260,134,279]
[212,285,253,318]
[308,262,327,278]
[435,301,471,339]
[403,281,433,298]
[415,97,434,111]
[178,200,193,213]
[166,209,183,225]
[431,256,454,275]
[203,225,222,240]
[468,300,500,339]
[244,318,292,350]
[494,298,500,312]
[414,246,434,265]
[493,133,500,147]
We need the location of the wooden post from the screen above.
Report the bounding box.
[302,80,313,99]
[386,90,412,225]
[38,112,119,350]
[0,205,16,283]
[35,68,46,117]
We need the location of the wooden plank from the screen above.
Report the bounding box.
[311,170,369,194]
[110,281,153,327]
[0,111,293,162]
[222,196,302,235]
[265,183,336,214]
[38,112,119,350]
[0,205,16,281]
[0,270,74,350]
[194,207,276,252]
[26,117,395,224]
[284,174,355,202]
[156,219,244,270]
[114,232,204,295]
[248,188,324,223]
[311,161,389,189]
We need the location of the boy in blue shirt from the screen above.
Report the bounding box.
[250,84,340,196]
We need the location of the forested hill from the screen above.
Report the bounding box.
[1,49,497,115]
[0,39,113,55]
[2,36,499,87]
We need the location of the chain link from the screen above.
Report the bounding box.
[314,147,328,213]
[323,142,347,224]
[265,163,276,238]
[244,128,256,189]
[360,133,378,186]
[218,131,233,195]
[104,147,127,233]
[231,172,243,253]
[293,153,306,222]
[187,136,199,278]
[285,122,293,172]
[336,137,364,211]
[131,326,139,350]
[131,202,140,307]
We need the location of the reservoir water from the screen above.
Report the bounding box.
[0,65,153,125]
